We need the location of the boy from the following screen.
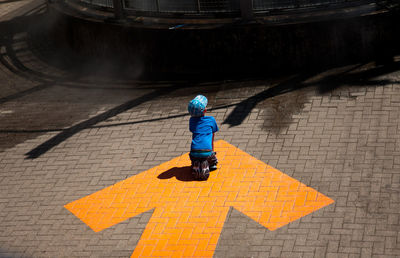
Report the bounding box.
[188,95,219,180]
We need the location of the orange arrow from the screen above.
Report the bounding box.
[65,140,334,257]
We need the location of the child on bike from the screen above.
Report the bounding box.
[188,95,219,180]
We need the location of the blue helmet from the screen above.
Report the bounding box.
[188,95,208,117]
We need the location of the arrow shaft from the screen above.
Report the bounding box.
[132,206,229,257]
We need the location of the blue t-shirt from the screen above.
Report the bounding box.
[189,116,219,152]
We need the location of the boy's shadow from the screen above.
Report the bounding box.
[157,166,196,182]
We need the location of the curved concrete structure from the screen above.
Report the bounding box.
[47,0,400,78]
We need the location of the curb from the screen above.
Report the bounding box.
[0,0,46,22]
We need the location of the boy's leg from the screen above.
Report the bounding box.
[208,152,218,170]
[190,154,211,180]
[189,154,201,179]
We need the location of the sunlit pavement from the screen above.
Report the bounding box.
[1,2,400,258]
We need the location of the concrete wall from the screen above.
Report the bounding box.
[48,7,400,79]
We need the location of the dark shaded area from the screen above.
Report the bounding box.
[0,128,63,133]
[0,4,79,100]
[0,249,19,258]
[0,82,52,104]
[223,72,316,127]
[48,3,400,80]
[6,57,400,158]
[24,84,181,159]
[157,166,195,181]
[0,6,194,154]
[0,0,25,4]
[223,60,400,127]
[0,101,239,134]
[316,60,400,94]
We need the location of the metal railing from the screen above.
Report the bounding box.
[253,0,346,10]
[74,0,363,18]
[120,0,241,14]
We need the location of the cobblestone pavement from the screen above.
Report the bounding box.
[1,2,400,258]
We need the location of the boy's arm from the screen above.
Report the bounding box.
[212,117,218,151]
[212,133,215,151]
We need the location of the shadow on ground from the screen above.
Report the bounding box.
[0,248,21,258]
[223,59,400,129]
[157,166,196,182]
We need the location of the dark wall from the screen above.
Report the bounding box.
[48,7,400,79]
